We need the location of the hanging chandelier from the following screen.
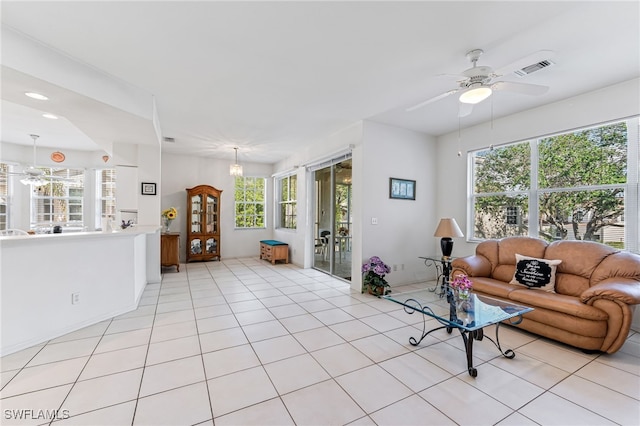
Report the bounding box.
[229,147,243,177]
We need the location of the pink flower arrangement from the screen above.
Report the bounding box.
[362,256,391,288]
[451,274,473,291]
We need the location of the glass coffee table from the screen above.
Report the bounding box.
[384,289,533,377]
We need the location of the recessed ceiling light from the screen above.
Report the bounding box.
[42,113,58,120]
[25,92,49,101]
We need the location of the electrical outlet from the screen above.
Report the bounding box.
[371,217,378,225]
[71,292,80,305]
[393,264,398,271]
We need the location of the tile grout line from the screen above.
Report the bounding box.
[48,316,115,425]
[195,262,227,424]
[129,272,164,426]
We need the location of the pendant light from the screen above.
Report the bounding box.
[229,147,243,177]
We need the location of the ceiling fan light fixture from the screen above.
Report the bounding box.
[459,85,492,104]
[229,147,243,177]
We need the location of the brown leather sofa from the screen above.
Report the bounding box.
[451,237,640,353]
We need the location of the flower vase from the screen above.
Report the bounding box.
[163,218,172,233]
[456,289,471,312]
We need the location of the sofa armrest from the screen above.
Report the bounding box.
[451,255,492,278]
[580,278,640,305]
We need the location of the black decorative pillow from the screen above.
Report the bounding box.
[510,254,562,292]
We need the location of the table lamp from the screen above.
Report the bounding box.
[434,218,464,259]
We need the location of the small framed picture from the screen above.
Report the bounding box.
[141,182,157,195]
[389,178,416,200]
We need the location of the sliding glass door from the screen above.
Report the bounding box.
[312,158,352,280]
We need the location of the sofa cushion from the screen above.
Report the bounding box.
[510,254,561,292]
[508,289,608,321]
[468,277,518,299]
[490,237,548,282]
[554,273,591,298]
[591,251,640,286]
[546,240,616,296]
[497,237,547,266]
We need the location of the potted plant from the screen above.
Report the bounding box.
[362,256,391,296]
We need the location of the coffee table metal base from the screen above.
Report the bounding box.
[403,301,520,377]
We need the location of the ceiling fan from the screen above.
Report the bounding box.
[406,49,553,116]
[8,134,74,186]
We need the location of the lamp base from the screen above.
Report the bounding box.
[440,237,454,259]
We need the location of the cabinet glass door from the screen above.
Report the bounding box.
[206,195,218,234]
[191,194,202,233]
[206,237,218,255]
[190,237,203,255]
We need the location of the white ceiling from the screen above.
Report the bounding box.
[1,1,638,164]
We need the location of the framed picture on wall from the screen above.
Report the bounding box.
[389,177,416,200]
[141,182,157,195]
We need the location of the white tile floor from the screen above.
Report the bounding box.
[1,258,639,426]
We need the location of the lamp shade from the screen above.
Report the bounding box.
[434,218,464,238]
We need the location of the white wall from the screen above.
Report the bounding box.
[161,153,274,262]
[359,121,438,290]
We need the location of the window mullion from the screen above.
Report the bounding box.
[530,139,539,237]
[626,117,639,252]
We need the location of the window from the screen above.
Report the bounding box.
[472,142,530,239]
[31,167,85,230]
[0,163,8,230]
[277,174,297,229]
[471,118,638,251]
[234,176,266,228]
[96,169,116,224]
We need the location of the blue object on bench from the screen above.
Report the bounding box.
[260,240,287,246]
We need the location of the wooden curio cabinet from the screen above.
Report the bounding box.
[186,185,222,262]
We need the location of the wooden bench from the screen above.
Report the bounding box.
[259,240,289,264]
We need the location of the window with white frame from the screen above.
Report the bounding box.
[0,163,8,230]
[31,167,85,230]
[96,168,116,223]
[277,173,297,229]
[234,176,266,228]
[470,118,638,251]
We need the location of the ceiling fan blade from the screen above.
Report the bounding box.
[406,89,459,112]
[492,81,549,96]
[493,50,555,77]
[458,102,474,117]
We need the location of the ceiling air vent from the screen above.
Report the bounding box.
[514,60,555,77]
[163,137,176,143]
